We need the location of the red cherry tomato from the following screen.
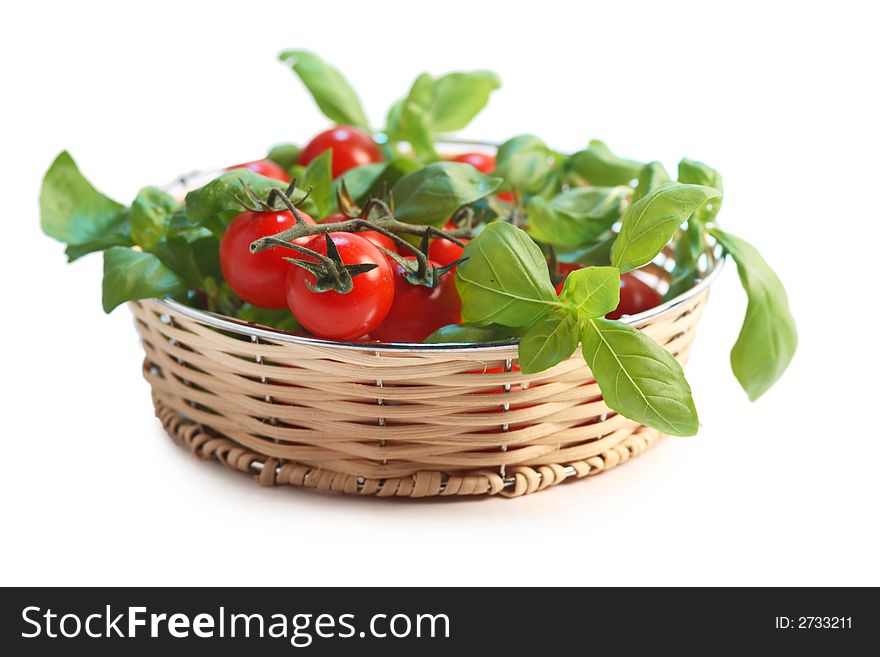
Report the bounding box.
[427,222,468,267]
[322,213,398,254]
[285,233,394,340]
[450,152,496,173]
[606,273,662,319]
[370,257,462,343]
[220,209,315,309]
[298,126,382,178]
[227,159,290,183]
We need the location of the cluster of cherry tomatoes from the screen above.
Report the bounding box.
[220,125,662,343]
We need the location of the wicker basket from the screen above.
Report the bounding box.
[131,239,721,498]
[131,157,723,498]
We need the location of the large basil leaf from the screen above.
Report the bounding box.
[184,169,298,237]
[455,222,557,326]
[633,161,670,202]
[391,162,501,225]
[424,322,519,344]
[518,313,579,374]
[611,182,721,272]
[709,229,797,400]
[569,140,644,187]
[527,186,628,247]
[336,158,420,206]
[40,151,131,260]
[102,246,184,312]
[430,70,501,132]
[337,162,388,204]
[130,186,178,250]
[678,158,723,223]
[559,266,620,318]
[582,318,699,436]
[301,150,334,218]
[495,135,553,194]
[278,50,369,129]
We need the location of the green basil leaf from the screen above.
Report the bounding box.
[386,73,438,161]
[663,219,705,301]
[236,304,300,333]
[336,162,388,204]
[424,322,520,344]
[611,182,721,272]
[40,151,131,259]
[301,150,334,218]
[495,135,553,194]
[130,186,178,250]
[184,169,295,237]
[335,160,419,206]
[518,313,579,374]
[62,214,132,262]
[190,235,223,281]
[678,158,723,192]
[569,140,644,187]
[278,50,369,129]
[455,222,557,326]
[266,143,301,170]
[633,161,670,202]
[391,162,501,225]
[709,229,797,401]
[102,246,184,313]
[527,186,628,247]
[430,70,501,132]
[148,236,204,289]
[678,158,723,223]
[556,233,615,267]
[582,317,699,436]
[559,266,620,318]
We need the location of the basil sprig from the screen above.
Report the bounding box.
[456,223,700,435]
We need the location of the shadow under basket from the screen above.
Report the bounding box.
[131,245,721,498]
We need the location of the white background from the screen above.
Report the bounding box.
[2,0,878,586]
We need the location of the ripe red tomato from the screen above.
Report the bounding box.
[370,257,462,343]
[298,126,382,178]
[427,222,467,267]
[450,152,496,173]
[606,273,662,319]
[220,209,315,309]
[322,213,398,254]
[286,233,394,340]
[227,159,290,183]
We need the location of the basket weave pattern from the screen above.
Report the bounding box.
[131,281,708,498]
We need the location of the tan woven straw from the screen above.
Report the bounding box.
[131,248,719,498]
